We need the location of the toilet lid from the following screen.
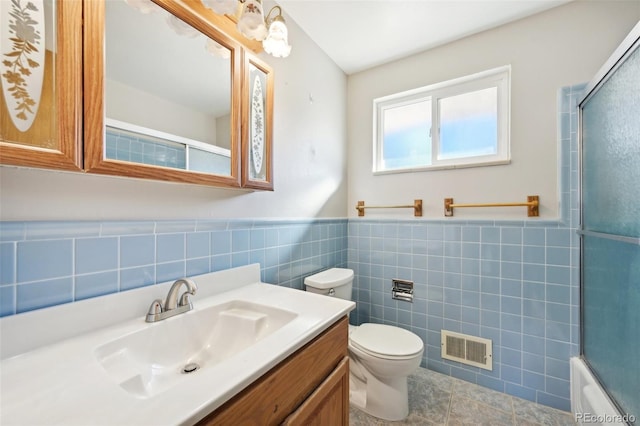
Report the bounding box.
[304,268,353,289]
[350,323,423,357]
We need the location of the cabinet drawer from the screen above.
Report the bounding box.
[198,316,348,425]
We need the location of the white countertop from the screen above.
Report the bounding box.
[0,265,355,425]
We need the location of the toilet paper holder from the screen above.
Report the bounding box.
[392,279,414,302]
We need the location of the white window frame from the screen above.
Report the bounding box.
[373,65,511,174]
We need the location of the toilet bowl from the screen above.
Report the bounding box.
[348,323,424,420]
[304,268,424,421]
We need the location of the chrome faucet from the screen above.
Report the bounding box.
[145,278,198,322]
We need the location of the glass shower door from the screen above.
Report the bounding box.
[579,26,640,424]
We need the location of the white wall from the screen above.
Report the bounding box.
[347,1,640,220]
[0,10,348,221]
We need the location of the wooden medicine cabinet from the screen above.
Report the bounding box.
[1,0,274,191]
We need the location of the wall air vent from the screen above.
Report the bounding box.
[441,330,492,371]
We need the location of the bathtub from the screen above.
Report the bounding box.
[571,357,634,425]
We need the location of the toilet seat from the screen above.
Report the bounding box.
[350,323,423,360]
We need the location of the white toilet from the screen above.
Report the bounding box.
[304,268,424,421]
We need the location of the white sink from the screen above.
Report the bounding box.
[95,300,297,398]
[0,264,355,426]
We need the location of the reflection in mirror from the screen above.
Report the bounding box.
[104,0,232,175]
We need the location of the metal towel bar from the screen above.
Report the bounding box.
[356,199,422,217]
[444,195,539,217]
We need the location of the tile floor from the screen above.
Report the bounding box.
[349,368,576,425]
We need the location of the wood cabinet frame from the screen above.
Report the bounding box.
[0,0,83,171]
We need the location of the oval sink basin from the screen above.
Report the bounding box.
[95,300,297,398]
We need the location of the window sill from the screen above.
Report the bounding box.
[372,158,511,175]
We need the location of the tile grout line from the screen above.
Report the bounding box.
[509,394,517,426]
[444,380,454,425]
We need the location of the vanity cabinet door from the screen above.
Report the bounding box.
[0,0,82,171]
[241,52,274,190]
[282,356,349,426]
[199,316,348,425]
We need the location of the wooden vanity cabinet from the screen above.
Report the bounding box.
[197,316,349,426]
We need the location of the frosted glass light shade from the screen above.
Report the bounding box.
[237,0,267,41]
[202,0,237,16]
[166,14,200,38]
[205,38,231,59]
[263,17,291,58]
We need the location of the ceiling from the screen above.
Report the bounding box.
[277,0,572,74]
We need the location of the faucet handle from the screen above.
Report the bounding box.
[146,299,164,322]
[178,292,193,308]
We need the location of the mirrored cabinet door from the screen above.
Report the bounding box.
[242,52,273,190]
[83,0,242,187]
[0,0,82,170]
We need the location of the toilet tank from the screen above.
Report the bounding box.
[304,268,353,300]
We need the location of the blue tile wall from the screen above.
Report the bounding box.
[0,219,348,316]
[0,84,583,413]
[346,84,585,412]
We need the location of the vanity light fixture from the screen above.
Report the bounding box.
[125,0,292,58]
[262,6,291,58]
[205,0,292,58]
[237,0,268,41]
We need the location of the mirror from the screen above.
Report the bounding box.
[84,0,242,187]
[105,0,231,175]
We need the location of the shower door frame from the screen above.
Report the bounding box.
[577,20,640,420]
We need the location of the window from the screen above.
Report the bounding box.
[373,66,510,173]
